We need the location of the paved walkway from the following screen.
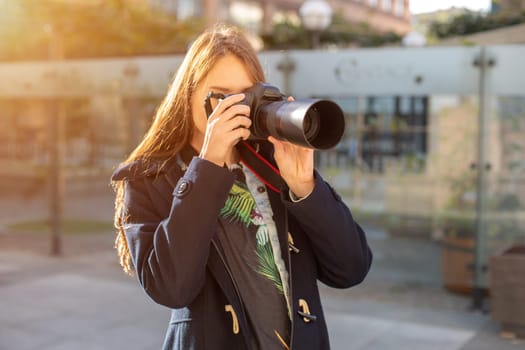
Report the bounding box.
[1,248,522,350]
[0,192,523,349]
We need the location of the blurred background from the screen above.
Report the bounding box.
[1,0,524,349]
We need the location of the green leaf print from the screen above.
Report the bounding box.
[220,182,256,227]
[255,241,284,295]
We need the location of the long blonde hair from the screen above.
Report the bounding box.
[113,24,266,275]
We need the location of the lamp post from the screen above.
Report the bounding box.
[46,24,65,257]
[299,0,332,49]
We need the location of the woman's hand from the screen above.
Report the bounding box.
[268,136,315,198]
[267,98,315,198]
[199,93,251,167]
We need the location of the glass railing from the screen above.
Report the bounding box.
[1,45,524,294]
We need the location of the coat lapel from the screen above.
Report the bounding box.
[208,236,254,349]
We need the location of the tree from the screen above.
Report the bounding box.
[261,13,401,50]
[429,10,525,39]
[0,0,206,61]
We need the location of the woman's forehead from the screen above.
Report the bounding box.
[201,54,254,93]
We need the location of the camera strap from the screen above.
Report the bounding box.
[237,141,285,194]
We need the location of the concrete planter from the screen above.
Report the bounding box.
[441,236,477,294]
[490,245,525,338]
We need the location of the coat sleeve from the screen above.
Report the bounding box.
[283,171,372,288]
[121,157,235,308]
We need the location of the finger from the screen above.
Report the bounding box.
[224,127,251,146]
[213,117,250,140]
[209,93,246,120]
[216,93,245,112]
[219,104,251,121]
[268,136,289,147]
[226,115,252,130]
[267,136,284,153]
[268,136,284,146]
[287,96,295,102]
[236,127,251,141]
[212,116,251,141]
[209,105,250,127]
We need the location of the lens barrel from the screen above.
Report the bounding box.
[253,99,345,150]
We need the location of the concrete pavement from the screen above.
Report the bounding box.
[0,191,523,349]
[1,248,523,350]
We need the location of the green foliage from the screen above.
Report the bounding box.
[436,213,476,238]
[429,10,525,39]
[445,171,477,211]
[262,13,401,50]
[0,0,205,61]
[261,19,311,49]
[325,14,401,48]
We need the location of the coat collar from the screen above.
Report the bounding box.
[110,144,197,182]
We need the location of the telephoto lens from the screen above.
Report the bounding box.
[240,83,345,149]
[253,97,345,149]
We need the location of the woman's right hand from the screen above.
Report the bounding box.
[199,93,252,167]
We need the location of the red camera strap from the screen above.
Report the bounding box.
[237,141,285,194]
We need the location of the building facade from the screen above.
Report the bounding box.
[151,0,411,35]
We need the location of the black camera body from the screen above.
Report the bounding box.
[205,83,345,150]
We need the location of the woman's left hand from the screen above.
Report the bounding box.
[268,136,315,198]
[268,136,314,198]
[267,97,314,198]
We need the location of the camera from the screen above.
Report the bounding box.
[204,83,345,150]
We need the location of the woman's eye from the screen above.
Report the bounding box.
[210,92,226,107]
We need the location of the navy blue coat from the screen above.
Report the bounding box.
[111,145,372,350]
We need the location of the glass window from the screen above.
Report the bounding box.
[361,95,428,173]
[395,0,405,16]
[310,95,429,173]
[382,0,392,12]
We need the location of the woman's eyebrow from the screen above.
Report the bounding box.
[208,86,232,93]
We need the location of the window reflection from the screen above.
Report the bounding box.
[327,95,428,173]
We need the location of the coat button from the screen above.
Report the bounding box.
[174,179,192,197]
[298,299,317,323]
[257,186,266,193]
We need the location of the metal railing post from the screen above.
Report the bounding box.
[472,46,495,310]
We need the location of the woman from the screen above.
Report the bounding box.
[111,24,372,350]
